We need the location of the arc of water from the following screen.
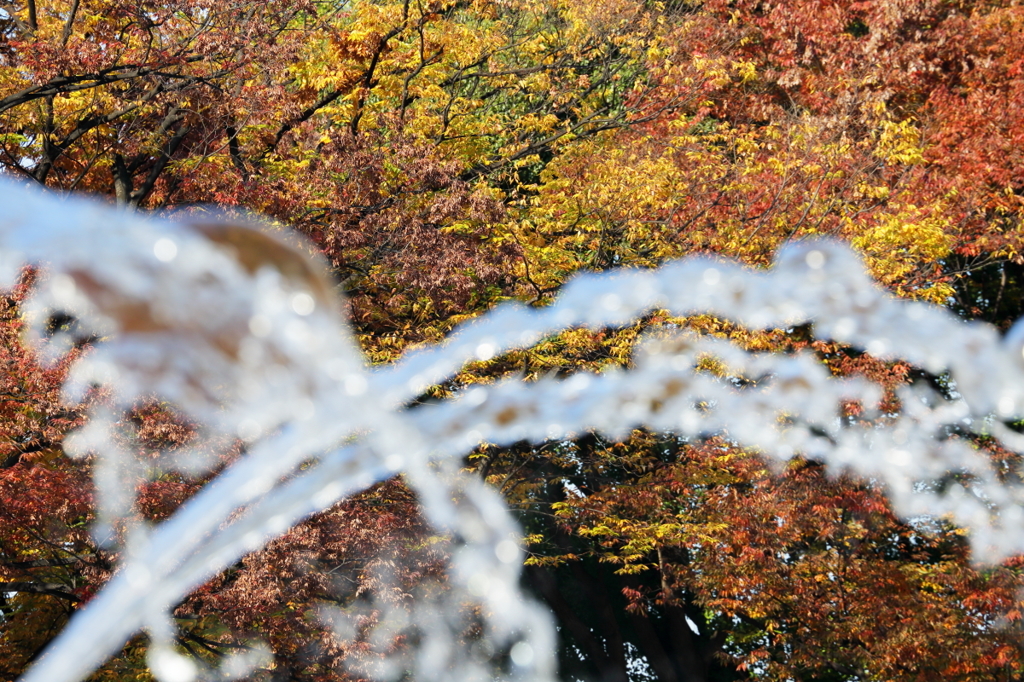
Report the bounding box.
[2,181,1023,682]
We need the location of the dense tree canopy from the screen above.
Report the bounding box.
[2,0,1024,680]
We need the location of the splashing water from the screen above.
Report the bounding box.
[3,179,1024,682]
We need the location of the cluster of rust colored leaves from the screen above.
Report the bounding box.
[3,0,1024,680]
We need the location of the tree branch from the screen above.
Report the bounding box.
[0,58,206,116]
[0,582,80,602]
[1,557,82,571]
[128,122,191,208]
[60,0,81,46]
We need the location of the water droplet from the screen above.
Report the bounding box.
[248,315,271,337]
[344,374,367,396]
[510,642,534,667]
[468,572,490,597]
[805,250,825,269]
[291,292,315,316]
[50,274,76,300]
[465,387,487,406]
[495,539,519,564]
[476,342,496,361]
[153,238,178,262]
[237,419,262,441]
[148,648,197,682]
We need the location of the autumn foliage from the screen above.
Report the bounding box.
[3,0,1024,680]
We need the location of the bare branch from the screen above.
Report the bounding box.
[0,582,80,602]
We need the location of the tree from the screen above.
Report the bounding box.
[484,1,1024,677]
[0,271,95,680]
[3,1,1024,681]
